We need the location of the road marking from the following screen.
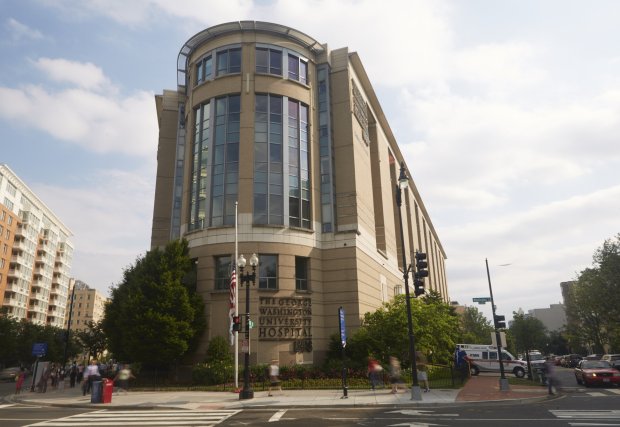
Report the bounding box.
[586,392,607,397]
[268,410,287,422]
[0,404,16,408]
[388,423,445,427]
[551,410,620,419]
[24,409,240,426]
[387,410,458,417]
[608,389,620,394]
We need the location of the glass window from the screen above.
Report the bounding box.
[196,55,212,85]
[210,95,240,226]
[216,47,241,76]
[254,94,283,225]
[288,99,311,228]
[258,254,277,290]
[256,47,282,75]
[295,257,309,291]
[189,103,210,231]
[214,255,233,290]
[288,54,308,84]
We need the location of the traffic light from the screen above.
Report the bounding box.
[232,315,241,332]
[413,277,425,297]
[414,252,428,277]
[494,314,506,329]
[413,252,428,297]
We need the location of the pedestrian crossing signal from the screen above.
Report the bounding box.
[232,315,241,332]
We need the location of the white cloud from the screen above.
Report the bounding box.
[453,42,547,92]
[5,18,43,41]
[33,58,114,92]
[0,81,157,158]
[31,167,155,291]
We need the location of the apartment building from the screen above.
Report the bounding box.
[64,279,108,331]
[151,22,448,364]
[0,164,73,328]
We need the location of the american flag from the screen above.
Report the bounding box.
[229,266,236,345]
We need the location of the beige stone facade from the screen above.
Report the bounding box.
[64,279,108,331]
[151,22,448,366]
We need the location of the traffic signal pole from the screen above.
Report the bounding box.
[486,258,510,391]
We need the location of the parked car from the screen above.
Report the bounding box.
[523,351,546,372]
[601,354,620,370]
[584,354,603,361]
[562,354,583,368]
[574,360,620,387]
[0,367,23,382]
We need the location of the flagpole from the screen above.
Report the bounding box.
[234,201,239,389]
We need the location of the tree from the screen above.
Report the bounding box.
[565,234,620,353]
[509,312,547,356]
[356,292,460,366]
[0,316,80,366]
[459,306,494,344]
[102,239,205,369]
[75,320,107,361]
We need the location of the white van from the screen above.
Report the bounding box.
[457,344,528,378]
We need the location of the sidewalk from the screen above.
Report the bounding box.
[8,376,551,410]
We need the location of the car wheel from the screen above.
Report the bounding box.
[514,368,525,378]
[470,366,480,376]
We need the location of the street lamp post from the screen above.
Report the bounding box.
[238,253,259,400]
[485,258,510,391]
[395,162,422,401]
[62,283,77,367]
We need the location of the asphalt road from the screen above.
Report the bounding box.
[2,368,619,427]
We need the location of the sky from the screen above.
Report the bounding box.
[1,0,619,324]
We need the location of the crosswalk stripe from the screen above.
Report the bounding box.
[0,404,16,408]
[25,409,240,426]
[608,389,620,395]
[551,410,620,419]
[586,392,607,397]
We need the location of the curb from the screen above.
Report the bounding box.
[7,393,555,411]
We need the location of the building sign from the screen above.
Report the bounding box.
[351,80,370,145]
[258,297,312,344]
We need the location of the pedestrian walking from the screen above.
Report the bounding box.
[69,362,77,388]
[416,353,430,392]
[37,363,51,393]
[113,364,135,394]
[77,363,84,383]
[15,367,26,394]
[545,357,559,395]
[367,357,383,390]
[454,346,469,381]
[389,356,404,393]
[267,360,281,396]
[83,359,101,396]
[58,366,66,391]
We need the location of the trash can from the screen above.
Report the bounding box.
[90,380,103,403]
[102,379,114,404]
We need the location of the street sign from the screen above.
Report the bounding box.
[472,297,491,304]
[338,306,347,348]
[32,342,48,357]
[248,320,255,329]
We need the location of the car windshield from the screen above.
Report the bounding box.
[582,361,612,369]
[529,354,545,361]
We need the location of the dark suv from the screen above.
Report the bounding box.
[562,354,583,368]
